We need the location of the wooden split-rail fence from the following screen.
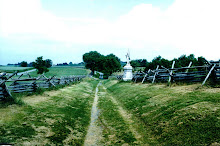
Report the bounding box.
[0,72,86,99]
[113,61,220,85]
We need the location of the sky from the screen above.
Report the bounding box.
[0,0,220,65]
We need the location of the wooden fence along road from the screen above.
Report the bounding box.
[0,72,86,99]
[114,61,220,85]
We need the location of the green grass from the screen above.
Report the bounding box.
[1,78,219,145]
[0,78,99,145]
[0,66,34,73]
[29,66,90,78]
[103,80,220,145]
[97,85,137,145]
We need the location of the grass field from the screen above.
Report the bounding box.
[0,78,99,145]
[28,66,90,78]
[103,80,220,145]
[0,78,219,145]
[0,66,34,73]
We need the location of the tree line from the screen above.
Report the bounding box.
[130,54,208,71]
[7,57,53,74]
[83,52,211,77]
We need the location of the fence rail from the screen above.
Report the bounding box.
[111,61,220,85]
[0,72,86,99]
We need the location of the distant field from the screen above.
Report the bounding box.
[0,66,34,73]
[29,66,90,78]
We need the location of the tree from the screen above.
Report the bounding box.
[103,54,121,76]
[131,59,148,68]
[45,59,52,68]
[83,51,121,77]
[33,56,49,74]
[197,57,207,66]
[144,54,208,72]
[83,51,102,74]
[20,61,28,67]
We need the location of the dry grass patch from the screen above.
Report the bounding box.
[0,104,25,123]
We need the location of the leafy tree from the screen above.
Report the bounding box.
[144,54,208,72]
[131,59,148,69]
[83,51,102,74]
[45,59,52,68]
[197,56,207,66]
[20,61,28,67]
[103,54,121,76]
[28,62,33,67]
[145,56,171,70]
[83,51,121,77]
[33,56,49,74]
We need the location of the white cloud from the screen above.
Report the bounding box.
[0,0,220,61]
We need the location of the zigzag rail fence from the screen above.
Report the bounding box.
[110,61,220,85]
[0,72,86,99]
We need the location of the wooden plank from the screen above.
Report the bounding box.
[152,65,159,83]
[210,61,220,64]
[142,69,150,83]
[18,74,24,79]
[11,88,33,92]
[202,64,216,86]
[169,61,175,83]
[13,90,33,93]
[9,87,33,90]
[185,61,192,73]
[170,65,209,70]
[7,78,37,82]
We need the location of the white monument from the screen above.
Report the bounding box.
[123,51,133,81]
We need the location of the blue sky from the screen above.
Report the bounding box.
[0,0,219,65]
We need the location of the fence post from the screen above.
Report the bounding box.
[152,65,159,83]
[168,61,175,83]
[32,81,37,92]
[202,64,216,86]
[142,69,150,84]
[185,61,192,73]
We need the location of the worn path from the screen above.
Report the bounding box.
[84,81,102,145]
[84,81,147,145]
[102,86,145,145]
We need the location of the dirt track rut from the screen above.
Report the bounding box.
[84,82,145,145]
[84,82,102,145]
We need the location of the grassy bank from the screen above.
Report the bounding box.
[0,78,99,145]
[103,80,220,145]
[97,84,137,145]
